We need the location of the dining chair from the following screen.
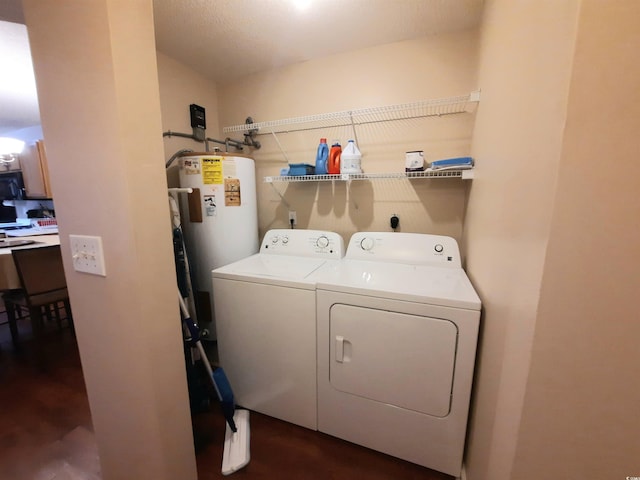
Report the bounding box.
[2,244,73,347]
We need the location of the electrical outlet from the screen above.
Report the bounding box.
[70,234,106,276]
[288,211,297,226]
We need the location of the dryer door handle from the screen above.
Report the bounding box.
[335,336,352,363]
[336,336,345,362]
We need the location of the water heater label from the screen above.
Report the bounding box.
[225,178,241,206]
[223,158,237,177]
[202,157,223,184]
[204,194,217,216]
[182,158,200,175]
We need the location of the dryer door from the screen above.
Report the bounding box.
[329,304,457,417]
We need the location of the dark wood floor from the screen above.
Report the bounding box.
[0,312,452,480]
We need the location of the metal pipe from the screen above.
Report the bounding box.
[163,130,248,152]
[243,135,261,149]
[163,130,201,141]
[206,137,244,152]
[165,148,194,169]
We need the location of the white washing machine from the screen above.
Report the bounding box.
[314,232,481,477]
[211,229,344,430]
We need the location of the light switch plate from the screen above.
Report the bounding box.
[69,234,106,276]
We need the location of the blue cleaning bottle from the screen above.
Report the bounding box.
[315,138,329,175]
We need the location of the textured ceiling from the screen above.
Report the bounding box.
[0,0,483,133]
[153,0,484,84]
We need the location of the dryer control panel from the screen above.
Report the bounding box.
[261,229,345,258]
[346,232,461,267]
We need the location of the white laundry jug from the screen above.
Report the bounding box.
[341,139,362,174]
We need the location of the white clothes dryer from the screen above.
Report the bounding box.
[313,232,481,477]
[212,229,344,430]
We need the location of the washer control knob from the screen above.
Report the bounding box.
[434,244,444,253]
[271,236,279,244]
[282,236,289,244]
[316,235,330,249]
[360,237,375,251]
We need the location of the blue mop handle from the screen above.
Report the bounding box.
[178,291,237,433]
[178,290,200,342]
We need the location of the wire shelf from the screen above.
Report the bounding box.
[264,169,474,183]
[224,91,480,135]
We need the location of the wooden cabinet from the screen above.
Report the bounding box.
[19,140,53,198]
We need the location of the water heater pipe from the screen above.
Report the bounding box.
[165,148,194,168]
[163,130,259,152]
[207,136,245,151]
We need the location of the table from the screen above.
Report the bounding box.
[0,235,61,290]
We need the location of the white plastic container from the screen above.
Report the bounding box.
[341,139,362,174]
[405,150,425,172]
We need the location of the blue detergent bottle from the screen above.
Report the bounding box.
[315,138,329,175]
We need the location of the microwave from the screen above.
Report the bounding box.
[0,171,26,200]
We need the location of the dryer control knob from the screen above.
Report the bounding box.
[360,237,375,251]
[271,236,279,244]
[434,244,444,253]
[282,236,289,244]
[316,235,330,249]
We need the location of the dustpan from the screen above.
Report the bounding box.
[179,293,251,475]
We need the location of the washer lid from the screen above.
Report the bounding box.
[314,259,481,310]
[212,253,328,289]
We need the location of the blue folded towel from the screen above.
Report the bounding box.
[430,157,474,169]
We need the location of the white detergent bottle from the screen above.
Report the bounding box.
[341,139,362,174]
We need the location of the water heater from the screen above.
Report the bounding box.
[178,152,259,338]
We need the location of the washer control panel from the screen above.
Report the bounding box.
[261,229,345,258]
[347,232,461,267]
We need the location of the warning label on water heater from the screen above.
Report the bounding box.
[225,178,241,206]
[201,157,223,185]
[204,194,216,216]
[181,158,200,175]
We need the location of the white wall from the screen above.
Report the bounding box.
[156,51,220,187]
[511,1,640,478]
[465,1,640,479]
[463,1,580,478]
[22,1,197,478]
